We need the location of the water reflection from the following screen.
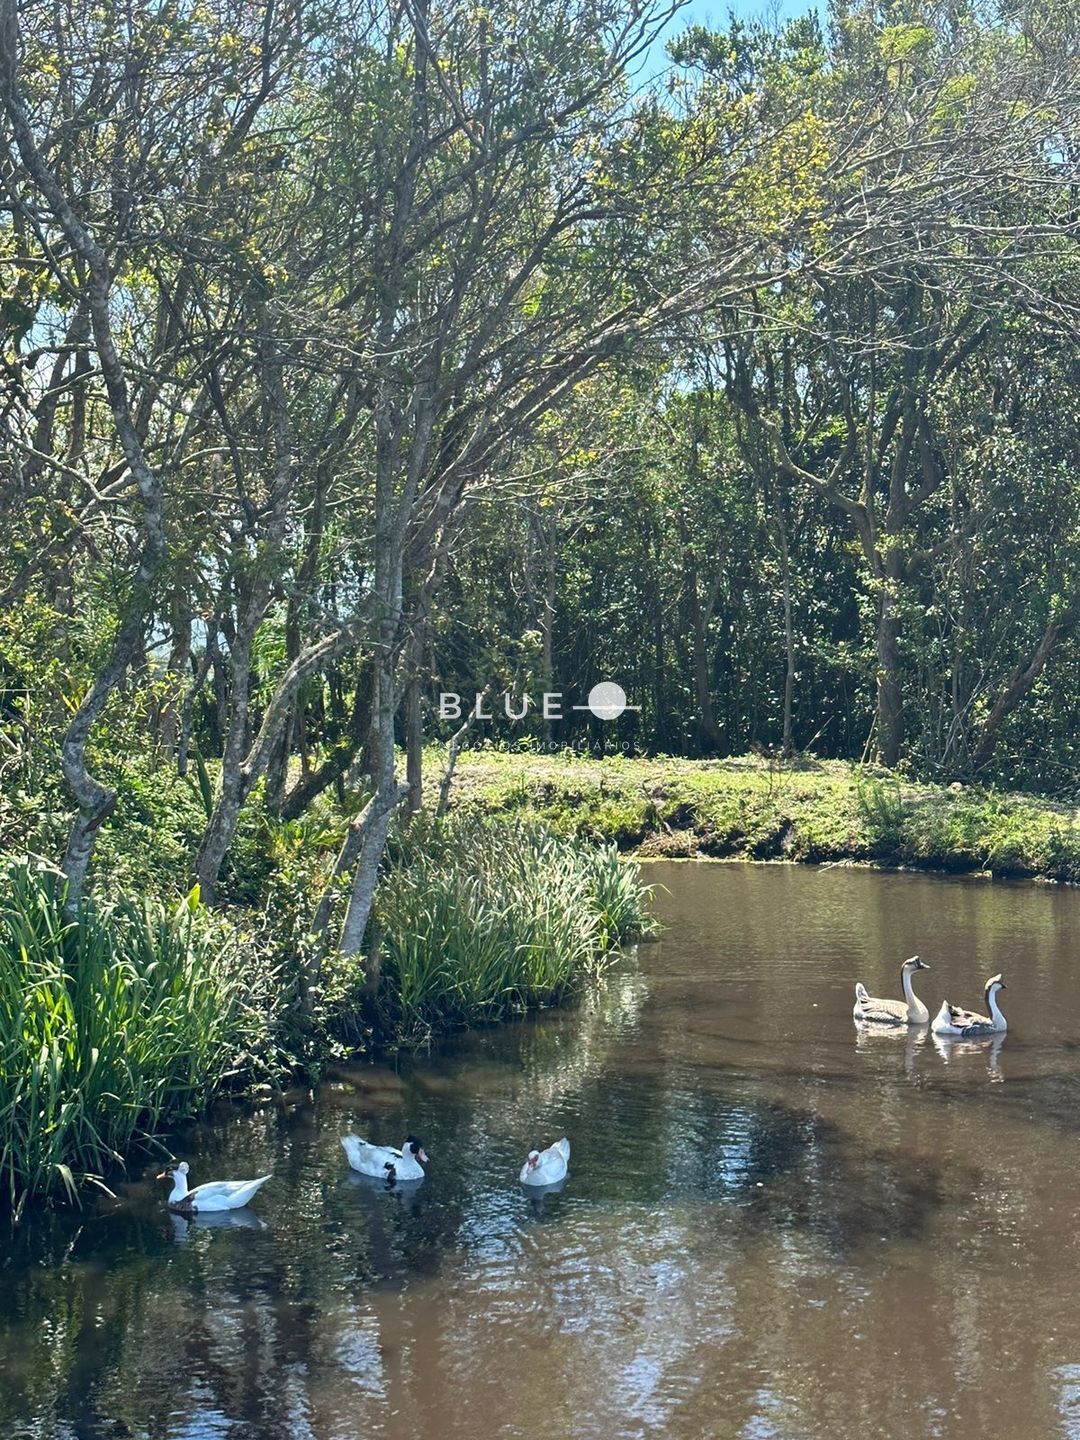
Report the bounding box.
[168,1207,268,1240]
[854,1019,930,1076]
[3,864,1080,1439]
[932,1029,1007,1081]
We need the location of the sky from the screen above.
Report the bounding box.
[639,0,824,80]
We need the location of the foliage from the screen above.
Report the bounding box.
[369,814,654,1039]
[443,749,1080,882]
[0,865,282,1214]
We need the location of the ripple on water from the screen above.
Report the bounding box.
[7,864,1080,1440]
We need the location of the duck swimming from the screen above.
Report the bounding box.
[853,955,930,1026]
[341,1134,429,1183]
[157,1162,271,1213]
[520,1137,570,1186]
[932,974,1007,1036]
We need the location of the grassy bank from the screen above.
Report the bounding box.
[439,751,1080,882]
[0,867,283,1215]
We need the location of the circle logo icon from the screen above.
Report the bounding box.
[586,682,628,720]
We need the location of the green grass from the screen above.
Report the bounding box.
[434,750,1080,882]
[366,814,654,1039]
[0,864,281,1215]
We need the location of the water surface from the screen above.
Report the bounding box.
[4,863,1080,1440]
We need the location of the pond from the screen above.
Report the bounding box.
[4,862,1080,1440]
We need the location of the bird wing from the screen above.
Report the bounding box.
[536,1141,569,1177]
[189,1176,270,1209]
[946,1003,988,1027]
[855,996,907,1023]
[956,1011,993,1033]
[341,1136,401,1174]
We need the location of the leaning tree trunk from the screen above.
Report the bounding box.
[971,608,1074,772]
[1,17,167,912]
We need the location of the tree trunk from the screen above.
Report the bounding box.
[405,671,423,817]
[160,595,192,754]
[875,570,904,768]
[677,515,722,755]
[540,510,558,747]
[971,611,1072,772]
[770,473,796,756]
[339,656,405,958]
[306,769,410,1000]
[281,658,370,820]
[1,24,167,912]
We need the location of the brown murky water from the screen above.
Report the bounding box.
[5,862,1080,1439]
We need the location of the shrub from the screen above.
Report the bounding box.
[0,863,281,1214]
[368,814,653,1039]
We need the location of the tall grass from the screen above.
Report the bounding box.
[0,864,279,1215]
[371,815,654,1037]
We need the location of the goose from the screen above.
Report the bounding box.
[520,1137,570,1186]
[853,955,930,1026]
[341,1134,429,1183]
[932,974,1007,1036]
[157,1161,271,1213]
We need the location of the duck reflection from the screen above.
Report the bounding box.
[520,1176,567,1216]
[345,1168,426,1211]
[168,1207,267,1241]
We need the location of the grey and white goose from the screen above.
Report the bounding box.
[932,974,1007,1036]
[853,955,930,1026]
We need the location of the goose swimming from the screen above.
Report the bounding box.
[853,955,930,1026]
[932,974,1007,1036]
[157,1161,271,1213]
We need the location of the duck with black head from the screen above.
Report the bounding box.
[341,1133,429,1183]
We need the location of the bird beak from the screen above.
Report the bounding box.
[155,1171,170,1181]
[419,1149,429,1164]
[915,957,928,969]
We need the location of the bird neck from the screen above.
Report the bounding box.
[902,968,928,1023]
[986,989,1006,1030]
[169,1172,189,1204]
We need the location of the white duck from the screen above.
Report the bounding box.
[853,955,930,1026]
[341,1134,429,1183]
[157,1161,271,1213]
[932,974,1007,1036]
[520,1137,570,1186]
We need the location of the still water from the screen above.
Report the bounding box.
[5,862,1080,1440]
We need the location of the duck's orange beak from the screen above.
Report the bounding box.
[156,1170,170,1181]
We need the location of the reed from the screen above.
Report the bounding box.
[373,815,653,1036]
[0,864,278,1215]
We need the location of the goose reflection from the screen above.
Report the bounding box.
[932,1028,1006,1081]
[854,1020,929,1076]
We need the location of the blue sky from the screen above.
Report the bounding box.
[639,0,824,80]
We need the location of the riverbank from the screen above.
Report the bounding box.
[0,816,651,1211]
[440,751,1080,882]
